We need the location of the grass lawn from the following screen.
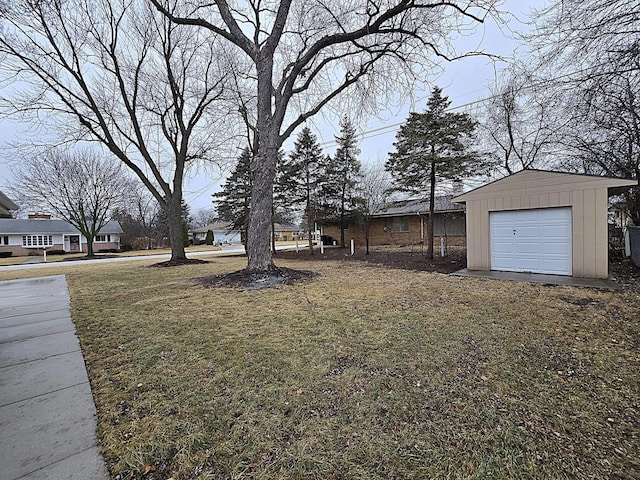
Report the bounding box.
[1,257,638,479]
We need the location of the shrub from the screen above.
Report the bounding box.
[205,229,214,245]
[0,251,12,258]
[46,249,67,255]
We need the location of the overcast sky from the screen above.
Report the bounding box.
[0,0,548,214]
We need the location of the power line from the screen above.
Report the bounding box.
[318,62,621,149]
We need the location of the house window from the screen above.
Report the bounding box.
[0,236,8,245]
[95,234,111,242]
[390,217,410,233]
[22,235,53,247]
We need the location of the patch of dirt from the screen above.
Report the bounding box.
[198,266,316,290]
[276,246,466,273]
[149,258,209,268]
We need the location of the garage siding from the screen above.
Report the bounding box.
[455,170,636,279]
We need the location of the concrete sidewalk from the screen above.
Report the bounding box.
[0,275,109,480]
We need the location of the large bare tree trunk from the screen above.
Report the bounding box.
[247,146,277,271]
[167,194,187,262]
[86,237,95,257]
[246,54,279,272]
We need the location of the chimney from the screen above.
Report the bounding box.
[28,214,51,220]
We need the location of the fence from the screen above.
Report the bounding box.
[629,226,640,267]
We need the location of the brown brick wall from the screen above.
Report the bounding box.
[91,241,120,252]
[0,244,65,257]
[0,240,121,257]
[322,213,466,248]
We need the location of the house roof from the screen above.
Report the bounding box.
[373,195,464,217]
[0,218,122,234]
[191,222,239,234]
[453,169,638,204]
[0,191,19,218]
[273,223,299,232]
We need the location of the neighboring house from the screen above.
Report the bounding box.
[0,216,122,256]
[453,169,637,279]
[191,222,242,245]
[321,195,466,247]
[608,199,632,228]
[0,191,19,218]
[273,223,303,241]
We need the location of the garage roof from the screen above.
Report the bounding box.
[453,169,638,203]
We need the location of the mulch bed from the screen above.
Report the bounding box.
[198,266,316,290]
[276,246,467,273]
[149,258,209,268]
[610,256,640,293]
[278,246,639,291]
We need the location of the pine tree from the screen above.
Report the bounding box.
[272,149,295,254]
[386,87,484,259]
[280,127,325,254]
[213,148,252,248]
[325,117,362,247]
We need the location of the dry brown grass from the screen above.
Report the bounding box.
[1,257,639,479]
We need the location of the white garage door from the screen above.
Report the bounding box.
[490,207,572,276]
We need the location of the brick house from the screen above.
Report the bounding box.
[321,195,466,248]
[273,223,304,241]
[0,216,122,256]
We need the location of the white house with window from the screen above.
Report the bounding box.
[0,216,122,257]
[190,222,243,245]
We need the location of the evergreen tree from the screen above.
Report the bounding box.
[280,127,325,254]
[213,148,253,249]
[272,149,295,254]
[386,86,484,259]
[325,117,363,247]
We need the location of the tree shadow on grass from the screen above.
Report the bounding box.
[149,258,209,268]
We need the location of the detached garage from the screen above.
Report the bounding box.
[453,170,637,279]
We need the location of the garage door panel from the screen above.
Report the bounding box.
[492,241,515,254]
[491,255,517,270]
[541,242,571,255]
[492,226,515,238]
[540,258,572,275]
[539,208,572,222]
[516,225,540,237]
[490,208,572,275]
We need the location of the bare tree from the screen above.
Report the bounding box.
[0,0,237,262]
[13,149,127,256]
[153,0,500,272]
[529,0,640,222]
[532,0,639,85]
[480,67,561,174]
[358,160,392,255]
[113,182,161,250]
